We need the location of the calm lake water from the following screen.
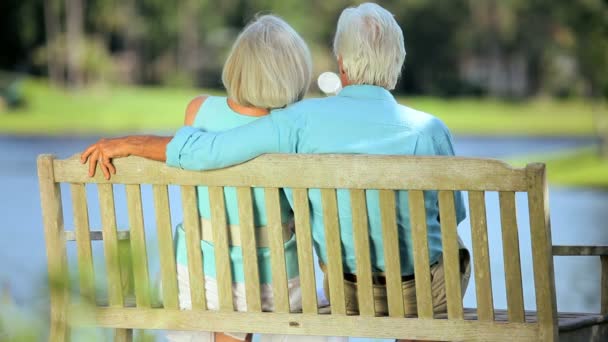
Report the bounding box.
[0,135,606,341]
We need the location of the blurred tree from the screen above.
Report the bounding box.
[65,0,85,88]
[554,0,608,158]
[390,0,473,96]
[43,0,63,86]
[2,0,607,101]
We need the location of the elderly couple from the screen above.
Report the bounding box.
[81,3,471,342]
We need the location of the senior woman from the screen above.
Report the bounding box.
[168,15,311,342]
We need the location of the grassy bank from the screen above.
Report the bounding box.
[1,79,605,187]
[0,80,222,135]
[0,79,601,136]
[405,97,599,136]
[511,147,608,188]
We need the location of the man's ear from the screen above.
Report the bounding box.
[337,55,349,86]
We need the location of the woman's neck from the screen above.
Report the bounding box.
[227,98,269,117]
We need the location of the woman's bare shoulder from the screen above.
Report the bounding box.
[184,95,210,125]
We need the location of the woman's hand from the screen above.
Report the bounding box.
[80,137,133,179]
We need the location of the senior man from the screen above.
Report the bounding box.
[82,2,470,334]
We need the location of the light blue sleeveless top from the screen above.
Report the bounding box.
[174,96,299,283]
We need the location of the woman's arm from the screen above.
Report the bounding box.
[184,95,208,125]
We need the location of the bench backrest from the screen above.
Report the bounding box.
[37,154,558,341]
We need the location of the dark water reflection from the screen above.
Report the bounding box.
[0,135,605,340]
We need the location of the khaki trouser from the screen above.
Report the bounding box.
[322,247,471,316]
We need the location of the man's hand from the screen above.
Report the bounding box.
[80,135,171,179]
[80,137,133,179]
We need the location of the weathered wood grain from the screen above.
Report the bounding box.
[293,188,318,314]
[180,186,206,310]
[321,188,346,315]
[468,190,494,321]
[350,189,374,316]
[237,187,262,312]
[408,190,434,319]
[54,154,529,191]
[153,185,178,309]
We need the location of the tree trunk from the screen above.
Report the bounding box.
[177,0,201,86]
[65,0,85,88]
[43,0,63,86]
[594,100,608,160]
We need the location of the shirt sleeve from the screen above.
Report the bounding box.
[166,113,296,170]
[414,117,467,225]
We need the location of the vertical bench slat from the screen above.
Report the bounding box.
[125,185,151,307]
[526,164,558,341]
[98,184,124,306]
[237,187,262,312]
[99,181,135,342]
[293,188,318,314]
[379,190,405,317]
[499,191,525,323]
[321,188,346,315]
[265,187,290,313]
[209,186,234,311]
[468,191,495,321]
[602,256,608,315]
[38,155,69,341]
[408,190,434,319]
[114,329,133,342]
[153,185,179,309]
[438,190,464,320]
[350,189,375,316]
[180,186,206,310]
[71,183,95,301]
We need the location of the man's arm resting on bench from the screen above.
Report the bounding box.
[81,135,172,179]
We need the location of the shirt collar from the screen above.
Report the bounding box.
[337,84,397,103]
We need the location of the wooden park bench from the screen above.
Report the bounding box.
[37,153,608,341]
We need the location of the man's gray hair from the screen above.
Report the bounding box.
[333,3,406,90]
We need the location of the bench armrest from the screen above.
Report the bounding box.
[553,245,608,315]
[552,245,608,256]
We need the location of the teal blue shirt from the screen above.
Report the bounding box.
[174,96,299,283]
[167,85,466,276]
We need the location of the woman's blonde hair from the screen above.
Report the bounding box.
[333,3,406,90]
[222,15,312,109]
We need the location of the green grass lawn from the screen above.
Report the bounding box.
[402,97,599,136]
[1,79,606,187]
[0,79,223,135]
[0,79,602,136]
[510,147,608,188]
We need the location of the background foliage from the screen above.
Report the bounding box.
[1,0,607,98]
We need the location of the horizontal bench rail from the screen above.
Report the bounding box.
[64,230,130,241]
[70,307,541,342]
[52,154,529,191]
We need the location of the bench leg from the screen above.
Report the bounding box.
[49,319,69,342]
[115,240,134,342]
[114,328,133,342]
[601,255,607,315]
